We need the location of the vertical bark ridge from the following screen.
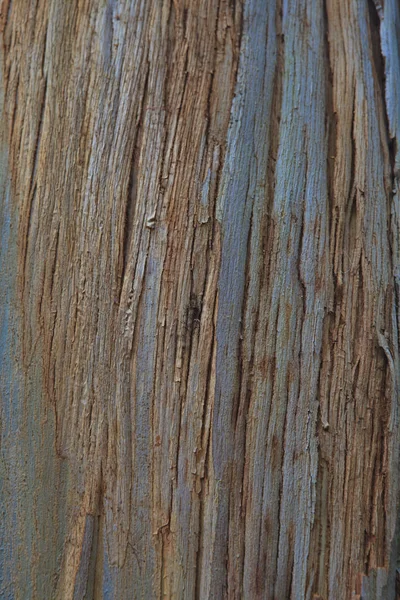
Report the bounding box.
[376,0,400,598]
[210,0,281,596]
[313,0,399,597]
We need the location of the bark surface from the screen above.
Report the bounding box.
[1,0,400,599]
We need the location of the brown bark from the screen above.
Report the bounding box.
[0,0,399,598]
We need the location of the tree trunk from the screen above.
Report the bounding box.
[1,0,400,598]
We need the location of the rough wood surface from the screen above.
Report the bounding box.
[0,0,400,598]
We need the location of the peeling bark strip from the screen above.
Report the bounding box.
[1,0,400,598]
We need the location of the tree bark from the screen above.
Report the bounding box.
[1,0,400,598]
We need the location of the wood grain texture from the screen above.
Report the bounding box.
[0,0,399,598]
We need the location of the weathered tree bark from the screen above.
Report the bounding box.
[1,0,400,598]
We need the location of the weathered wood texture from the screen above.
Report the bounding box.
[1,0,400,598]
